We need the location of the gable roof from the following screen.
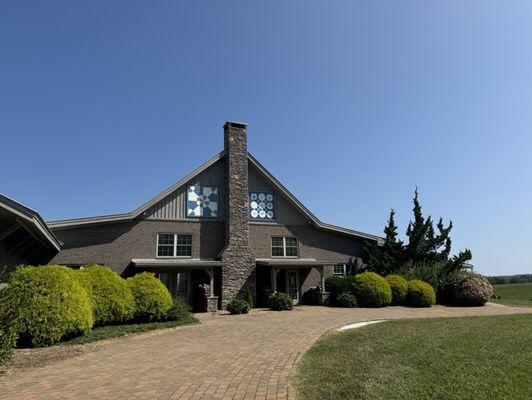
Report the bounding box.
[0,193,62,251]
[47,152,383,244]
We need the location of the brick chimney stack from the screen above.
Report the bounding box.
[221,121,255,307]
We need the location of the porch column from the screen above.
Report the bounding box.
[318,266,330,305]
[318,266,325,290]
[203,267,218,312]
[271,267,279,293]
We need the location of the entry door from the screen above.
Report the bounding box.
[286,270,299,304]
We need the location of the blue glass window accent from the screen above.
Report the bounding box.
[249,191,275,221]
[187,185,218,218]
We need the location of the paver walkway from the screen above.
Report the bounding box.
[1,304,530,400]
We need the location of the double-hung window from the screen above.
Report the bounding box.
[271,236,298,257]
[157,234,192,257]
[333,265,346,277]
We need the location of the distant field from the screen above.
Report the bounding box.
[295,314,532,400]
[491,282,532,307]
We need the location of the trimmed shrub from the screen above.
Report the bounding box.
[0,265,93,347]
[353,272,392,307]
[226,298,250,315]
[75,265,135,326]
[269,292,293,311]
[441,273,493,306]
[385,275,409,305]
[336,292,357,308]
[325,276,356,306]
[127,273,173,322]
[164,298,196,322]
[0,328,17,365]
[301,286,323,306]
[407,280,436,307]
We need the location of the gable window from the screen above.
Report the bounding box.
[157,234,192,257]
[271,236,298,258]
[333,265,346,277]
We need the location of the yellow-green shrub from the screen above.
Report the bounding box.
[385,274,409,305]
[75,265,135,325]
[353,272,392,307]
[0,266,93,347]
[407,280,436,307]
[127,273,172,321]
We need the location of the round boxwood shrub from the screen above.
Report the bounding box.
[127,272,173,322]
[226,298,250,315]
[353,272,392,307]
[0,265,93,347]
[76,264,135,326]
[336,292,357,308]
[269,292,293,311]
[441,273,493,306]
[407,280,436,307]
[385,274,409,305]
[301,286,322,306]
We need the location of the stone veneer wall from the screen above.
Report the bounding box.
[220,122,256,307]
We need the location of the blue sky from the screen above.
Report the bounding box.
[1,1,531,275]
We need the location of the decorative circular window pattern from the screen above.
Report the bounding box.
[249,191,275,221]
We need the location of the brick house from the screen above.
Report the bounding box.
[46,122,383,310]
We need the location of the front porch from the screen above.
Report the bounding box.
[255,258,333,306]
[131,259,222,312]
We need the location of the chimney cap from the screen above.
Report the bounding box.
[224,121,248,129]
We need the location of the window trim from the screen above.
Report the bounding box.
[156,233,193,258]
[333,264,346,277]
[271,236,299,258]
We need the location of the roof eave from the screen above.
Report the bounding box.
[0,193,62,251]
[247,153,383,244]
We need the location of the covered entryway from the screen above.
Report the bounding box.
[255,258,331,306]
[131,259,222,312]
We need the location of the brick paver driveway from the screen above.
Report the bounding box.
[1,304,531,400]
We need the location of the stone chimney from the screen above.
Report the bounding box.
[220,121,255,307]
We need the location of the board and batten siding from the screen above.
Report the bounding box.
[145,160,225,220]
[248,162,307,226]
[144,157,307,226]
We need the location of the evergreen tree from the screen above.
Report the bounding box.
[363,187,472,280]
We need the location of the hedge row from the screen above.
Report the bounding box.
[0,265,188,348]
[325,271,436,308]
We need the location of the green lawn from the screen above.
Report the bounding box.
[60,317,198,346]
[491,282,532,307]
[295,314,532,400]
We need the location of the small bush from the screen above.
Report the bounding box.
[301,286,322,306]
[0,328,17,365]
[0,265,93,347]
[164,298,195,321]
[75,265,135,326]
[336,292,357,308]
[385,275,409,305]
[226,298,250,315]
[269,292,293,311]
[325,276,356,306]
[407,280,436,307]
[127,273,173,322]
[441,273,493,306]
[353,272,392,307]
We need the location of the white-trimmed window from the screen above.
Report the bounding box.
[271,236,298,257]
[333,265,346,277]
[157,234,192,257]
